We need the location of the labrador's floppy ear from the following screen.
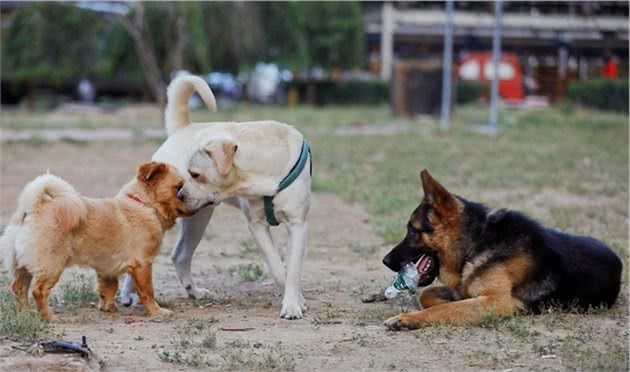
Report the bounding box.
[138,162,168,184]
[206,141,238,177]
[420,169,457,215]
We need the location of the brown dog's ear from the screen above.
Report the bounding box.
[138,162,167,184]
[207,141,238,176]
[420,169,457,214]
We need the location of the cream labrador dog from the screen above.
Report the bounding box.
[121,76,311,319]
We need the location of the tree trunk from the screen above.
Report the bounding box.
[120,3,167,109]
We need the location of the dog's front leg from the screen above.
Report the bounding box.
[129,260,172,317]
[419,286,462,309]
[281,221,308,319]
[248,221,286,288]
[172,206,215,299]
[384,294,522,330]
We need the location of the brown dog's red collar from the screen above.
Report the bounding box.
[126,193,145,205]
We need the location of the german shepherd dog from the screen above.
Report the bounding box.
[382,170,622,330]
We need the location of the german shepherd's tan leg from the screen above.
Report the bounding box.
[386,266,525,330]
[11,267,33,309]
[97,275,119,313]
[419,286,461,309]
[129,260,172,317]
[385,294,522,330]
[32,271,63,321]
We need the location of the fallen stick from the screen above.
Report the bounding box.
[220,327,255,332]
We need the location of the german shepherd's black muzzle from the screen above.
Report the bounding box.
[383,238,440,287]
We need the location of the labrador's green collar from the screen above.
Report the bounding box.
[264,140,311,226]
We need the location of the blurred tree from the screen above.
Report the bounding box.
[260,2,364,71]
[303,2,365,70]
[117,2,170,108]
[198,2,263,72]
[1,3,103,108]
[2,2,366,106]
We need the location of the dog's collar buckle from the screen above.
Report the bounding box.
[264,140,311,226]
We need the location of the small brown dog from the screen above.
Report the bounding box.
[1,162,195,320]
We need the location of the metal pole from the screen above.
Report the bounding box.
[381,3,394,80]
[488,0,502,137]
[440,0,455,134]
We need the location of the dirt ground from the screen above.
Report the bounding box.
[0,142,431,371]
[0,138,627,371]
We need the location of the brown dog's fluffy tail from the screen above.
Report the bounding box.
[165,75,217,136]
[1,174,86,277]
[16,173,87,232]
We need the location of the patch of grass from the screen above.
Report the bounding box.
[477,313,538,339]
[312,105,628,245]
[467,349,524,369]
[0,286,49,339]
[229,263,266,282]
[353,305,399,326]
[221,348,295,371]
[239,240,258,258]
[312,304,348,326]
[60,272,99,308]
[158,317,219,367]
[350,244,377,256]
[156,296,177,309]
[558,335,628,371]
[158,349,208,368]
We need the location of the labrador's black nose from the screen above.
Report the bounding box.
[176,189,185,201]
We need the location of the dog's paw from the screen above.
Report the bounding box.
[148,307,174,318]
[384,315,412,331]
[280,300,303,320]
[186,286,211,300]
[41,312,58,322]
[98,302,118,313]
[120,292,139,307]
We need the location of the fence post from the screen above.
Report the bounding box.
[488,0,502,137]
[381,3,394,81]
[440,0,455,134]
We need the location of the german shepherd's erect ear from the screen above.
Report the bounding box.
[420,170,458,220]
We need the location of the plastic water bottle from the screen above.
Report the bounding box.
[384,262,419,299]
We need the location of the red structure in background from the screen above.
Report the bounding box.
[603,57,619,79]
[457,52,525,103]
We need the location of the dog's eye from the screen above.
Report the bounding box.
[189,171,200,179]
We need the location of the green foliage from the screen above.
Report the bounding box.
[0,286,49,339]
[568,79,629,113]
[456,81,485,104]
[158,317,219,367]
[312,80,389,105]
[260,2,364,69]
[1,3,104,86]
[221,348,296,371]
[2,2,366,97]
[229,263,266,282]
[60,273,99,308]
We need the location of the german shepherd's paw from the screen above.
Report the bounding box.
[384,314,419,331]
